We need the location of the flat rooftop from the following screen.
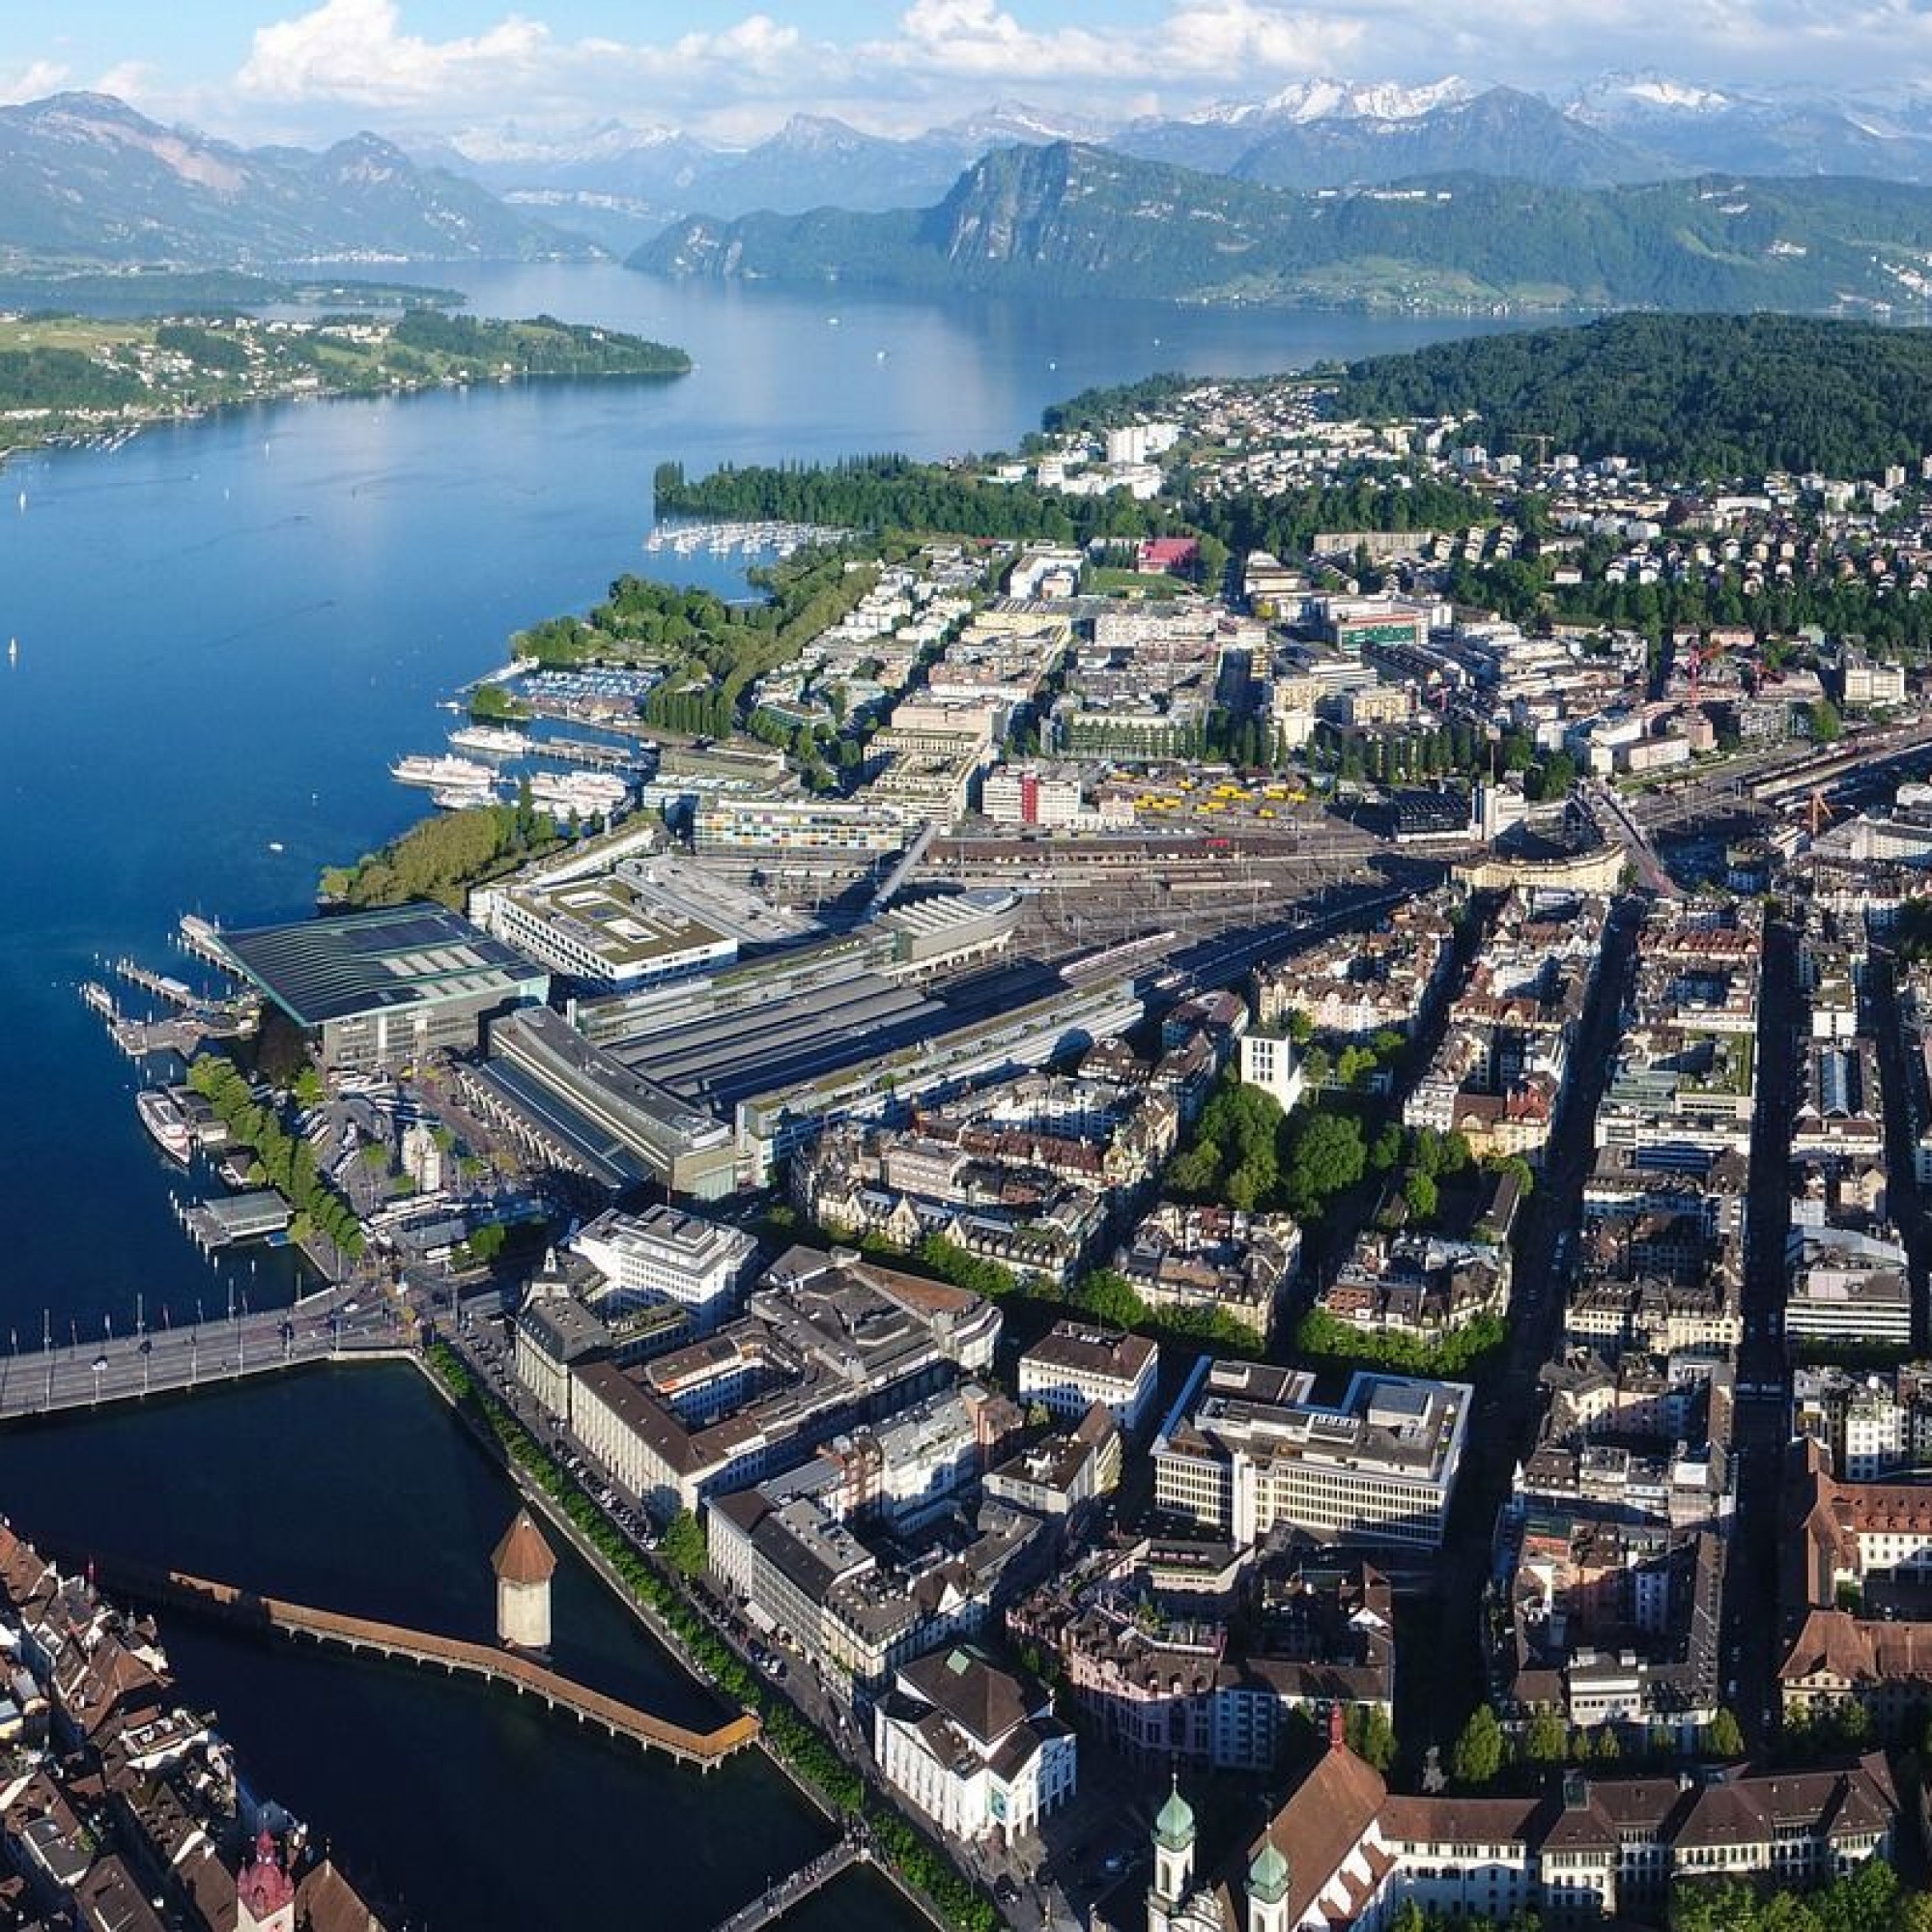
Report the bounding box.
[216,902,544,1027]
[504,875,732,971]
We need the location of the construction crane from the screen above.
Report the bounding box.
[1805,787,1839,838]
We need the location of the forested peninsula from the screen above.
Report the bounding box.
[0,309,689,454]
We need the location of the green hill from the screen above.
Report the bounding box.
[631,141,1932,316]
[1333,312,1932,476]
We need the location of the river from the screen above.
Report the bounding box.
[0,262,1529,1923]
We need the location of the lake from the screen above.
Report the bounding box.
[0,262,1529,1921]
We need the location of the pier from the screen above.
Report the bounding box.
[86,1561,759,1772]
[113,956,196,1009]
[711,1833,871,1932]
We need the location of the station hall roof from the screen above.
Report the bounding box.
[214,903,545,1027]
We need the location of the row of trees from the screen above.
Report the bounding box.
[185,1056,364,1261]
[425,1346,1000,1932]
[1448,1702,1745,1790]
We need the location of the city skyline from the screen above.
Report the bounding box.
[8,0,1932,148]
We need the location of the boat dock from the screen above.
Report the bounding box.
[533,735,639,772]
[113,957,195,1009]
[177,915,232,972]
[79,975,259,1060]
[179,1191,292,1250]
[85,1560,760,1773]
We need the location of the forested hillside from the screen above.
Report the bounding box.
[1335,313,1932,476]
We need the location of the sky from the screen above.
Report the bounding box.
[5,0,1932,148]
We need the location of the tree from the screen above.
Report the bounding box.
[1705,1706,1744,1759]
[1370,1122,1407,1173]
[1523,1708,1569,1764]
[1074,1269,1149,1328]
[1810,697,1844,744]
[661,1508,708,1580]
[1284,1111,1367,1219]
[1450,1704,1504,1787]
[1403,1171,1440,1223]
[1357,1705,1397,1772]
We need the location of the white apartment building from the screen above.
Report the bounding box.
[1155,1362,1471,1550]
[1239,1030,1305,1111]
[1019,1322,1160,1433]
[571,1204,758,1330]
[874,1646,1077,1845]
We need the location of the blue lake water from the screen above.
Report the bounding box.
[0,263,1527,1921]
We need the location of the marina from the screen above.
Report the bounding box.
[642,517,855,558]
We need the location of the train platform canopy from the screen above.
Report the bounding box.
[213,903,546,1029]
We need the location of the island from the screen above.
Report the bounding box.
[0,307,691,455]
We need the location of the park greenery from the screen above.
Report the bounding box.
[1166,1075,1369,1223]
[880,1234,1265,1355]
[320,794,564,909]
[515,551,882,744]
[185,1056,364,1260]
[1293,1305,1506,1377]
[468,683,532,724]
[423,1346,999,1932]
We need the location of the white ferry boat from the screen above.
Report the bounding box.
[448,724,527,757]
[391,753,497,790]
[136,1088,193,1164]
[527,770,630,819]
[432,783,502,810]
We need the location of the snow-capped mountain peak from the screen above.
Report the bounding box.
[1264,75,1477,124]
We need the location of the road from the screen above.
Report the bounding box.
[1405,895,1643,1770]
[1720,915,1802,1755]
[1584,778,1680,899]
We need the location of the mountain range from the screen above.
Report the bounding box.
[14,77,1932,319]
[629,140,1932,317]
[412,72,1932,250]
[0,92,591,269]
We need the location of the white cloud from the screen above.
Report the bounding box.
[238,0,551,107]
[0,60,69,105]
[186,0,1932,145]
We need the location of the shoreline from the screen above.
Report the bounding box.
[408,1343,953,1931]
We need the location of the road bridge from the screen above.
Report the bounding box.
[94,1560,759,1772]
[0,1300,407,1424]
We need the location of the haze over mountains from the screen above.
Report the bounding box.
[14,72,1932,315]
[630,141,1932,316]
[414,71,1932,250]
[0,91,591,268]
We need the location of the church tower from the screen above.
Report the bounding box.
[492,1508,557,1652]
[1247,1833,1292,1932]
[1148,1776,1197,1932]
[236,1828,297,1932]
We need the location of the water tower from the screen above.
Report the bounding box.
[491,1508,556,1652]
